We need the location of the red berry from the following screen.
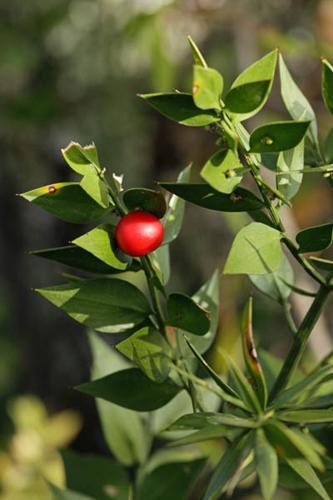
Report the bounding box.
[115,210,164,257]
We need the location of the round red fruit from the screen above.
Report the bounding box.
[115,210,164,257]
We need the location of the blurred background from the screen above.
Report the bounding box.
[1,0,333,497]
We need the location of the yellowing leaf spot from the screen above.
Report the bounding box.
[261,136,274,145]
[192,84,200,95]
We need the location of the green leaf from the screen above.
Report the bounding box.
[225,80,271,114]
[30,245,136,274]
[192,65,223,110]
[188,36,207,68]
[241,297,268,408]
[169,412,256,430]
[229,49,278,120]
[116,326,171,382]
[226,353,262,414]
[203,432,253,500]
[137,457,204,500]
[310,256,333,272]
[200,149,243,194]
[277,140,304,200]
[250,253,294,303]
[77,368,182,411]
[255,429,278,500]
[72,225,128,271]
[224,222,282,275]
[159,183,264,212]
[180,269,220,355]
[80,170,109,208]
[150,245,170,285]
[167,293,210,336]
[19,182,111,224]
[49,483,94,500]
[88,334,148,466]
[139,93,219,127]
[279,54,318,146]
[122,188,167,218]
[249,121,310,153]
[265,420,324,470]
[162,165,191,245]
[167,425,234,447]
[36,278,151,333]
[285,458,330,500]
[61,141,100,175]
[324,127,333,162]
[279,409,333,423]
[62,449,129,500]
[322,58,333,115]
[296,222,333,253]
[184,338,241,401]
[273,365,332,408]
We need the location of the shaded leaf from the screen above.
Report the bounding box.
[224,222,282,276]
[229,49,278,120]
[20,182,111,224]
[192,65,223,110]
[49,483,93,500]
[72,225,128,270]
[310,256,333,273]
[169,412,256,430]
[184,338,241,401]
[277,140,304,200]
[62,450,129,500]
[36,278,151,333]
[137,458,204,500]
[159,183,264,212]
[167,425,235,447]
[180,269,220,355]
[250,121,310,153]
[200,149,243,194]
[162,164,191,245]
[30,245,134,274]
[323,127,333,162]
[250,253,294,303]
[77,368,182,411]
[273,365,332,408]
[265,420,323,470]
[139,93,219,126]
[225,80,271,114]
[296,223,333,253]
[279,409,333,424]
[116,326,171,382]
[279,54,318,146]
[255,429,278,500]
[203,432,253,500]
[167,293,210,336]
[88,334,148,465]
[285,458,330,500]
[322,58,333,115]
[122,188,167,219]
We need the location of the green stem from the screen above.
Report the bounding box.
[142,256,166,335]
[269,284,331,402]
[282,299,297,335]
[282,236,327,286]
